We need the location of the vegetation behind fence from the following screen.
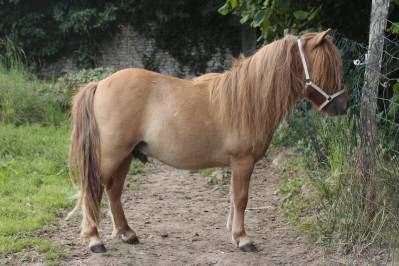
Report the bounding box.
[273,15,399,264]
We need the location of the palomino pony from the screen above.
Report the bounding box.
[69,30,348,253]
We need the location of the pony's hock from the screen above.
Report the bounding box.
[69,30,348,253]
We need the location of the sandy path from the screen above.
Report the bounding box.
[53,152,339,266]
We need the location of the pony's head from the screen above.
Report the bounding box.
[299,29,348,116]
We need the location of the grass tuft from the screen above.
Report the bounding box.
[274,109,399,260]
[0,124,73,263]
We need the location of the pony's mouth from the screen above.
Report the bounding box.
[323,96,349,116]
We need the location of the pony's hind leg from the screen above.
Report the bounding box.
[106,155,139,244]
[83,142,135,252]
[81,187,106,253]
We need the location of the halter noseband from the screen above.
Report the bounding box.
[297,38,345,111]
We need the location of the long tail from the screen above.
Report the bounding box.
[69,82,102,228]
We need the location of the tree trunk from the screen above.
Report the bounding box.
[359,0,389,216]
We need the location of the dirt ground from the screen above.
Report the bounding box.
[51,151,345,266]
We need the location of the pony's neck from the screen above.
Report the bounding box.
[208,35,305,143]
[250,38,305,135]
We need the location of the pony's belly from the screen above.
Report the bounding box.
[140,85,229,169]
[142,143,229,170]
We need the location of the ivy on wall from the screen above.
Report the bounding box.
[1,0,378,73]
[0,0,240,73]
[128,1,241,74]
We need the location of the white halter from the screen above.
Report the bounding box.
[297,38,346,111]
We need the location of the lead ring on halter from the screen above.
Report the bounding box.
[297,38,346,111]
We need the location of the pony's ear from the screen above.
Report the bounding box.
[310,29,331,48]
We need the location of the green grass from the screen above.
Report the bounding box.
[0,48,146,263]
[0,66,67,126]
[129,159,146,175]
[0,124,73,263]
[277,155,307,225]
[0,38,67,126]
[274,110,399,260]
[0,124,148,263]
[200,168,219,177]
[199,167,230,186]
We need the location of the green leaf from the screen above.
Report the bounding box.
[261,8,271,35]
[218,3,232,16]
[253,10,265,27]
[393,82,399,94]
[389,22,399,33]
[263,0,271,8]
[273,0,290,12]
[293,10,309,20]
[262,16,270,36]
[307,8,318,21]
[392,0,399,6]
[240,14,250,24]
[229,0,238,9]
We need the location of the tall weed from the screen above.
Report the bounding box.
[0,38,65,125]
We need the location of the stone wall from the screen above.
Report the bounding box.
[41,24,234,79]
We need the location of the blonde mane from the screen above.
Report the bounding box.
[194,33,342,143]
[195,35,303,142]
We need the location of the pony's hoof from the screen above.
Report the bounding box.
[239,243,257,252]
[123,235,139,245]
[90,244,107,253]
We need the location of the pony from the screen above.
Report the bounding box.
[69,29,348,253]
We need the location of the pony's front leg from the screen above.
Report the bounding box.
[226,184,234,232]
[230,156,256,252]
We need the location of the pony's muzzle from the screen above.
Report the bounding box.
[324,92,349,116]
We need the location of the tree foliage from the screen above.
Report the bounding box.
[0,1,119,67]
[0,0,240,71]
[124,0,240,74]
[218,0,372,42]
[218,0,320,41]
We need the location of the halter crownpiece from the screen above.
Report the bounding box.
[296,38,346,111]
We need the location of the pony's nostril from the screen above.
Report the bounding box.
[329,101,346,116]
[333,103,339,115]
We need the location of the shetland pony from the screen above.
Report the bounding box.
[69,30,348,253]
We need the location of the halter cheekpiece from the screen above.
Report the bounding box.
[297,38,345,111]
